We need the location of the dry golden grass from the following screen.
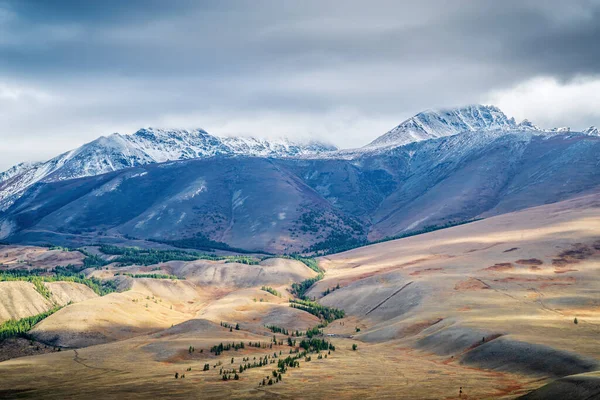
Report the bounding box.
[1,194,600,398]
[0,331,541,399]
[0,281,97,323]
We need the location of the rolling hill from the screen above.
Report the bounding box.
[0,193,598,398]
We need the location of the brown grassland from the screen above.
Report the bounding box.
[0,193,599,399]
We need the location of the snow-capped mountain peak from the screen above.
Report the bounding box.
[2,105,597,212]
[583,126,600,136]
[366,104,522,148]
[549,127,571,133]
[0,128,337,210]
[517,119,542,131]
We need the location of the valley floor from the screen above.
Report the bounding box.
[0,334,543,399]
[1,193,600,399]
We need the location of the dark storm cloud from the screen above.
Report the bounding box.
[1,0,600,169]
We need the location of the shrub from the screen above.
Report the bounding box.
[261,286,281,297]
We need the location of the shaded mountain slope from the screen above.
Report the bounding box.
[0,128,337,211]
[1,129,599,252]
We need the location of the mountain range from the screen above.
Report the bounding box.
[0,129,337,211]
[1,104,599,253]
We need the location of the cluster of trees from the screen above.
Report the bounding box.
[114,272,182,280]
[217,354,281,381]
[210,342,245,355]
[297,211,327,234]
[98,244,261,266]
[322,283,341,296]
[290,256,321,273]
[266,325,288,335]
[219,321,240,331]
[284,326,324,341]
[236,340,336,387]
[261,286,281,297]
[47,245,69,251]
[290,273,323,299]
[99,245,203,265]
[310,218,482,256]
[0,270,117,297]
[262,370,284,386]
[247,341,279,349]
[290,299,345,322]
[307,232,367,255]
[270,255,322,273]
[204,336,336,386]
[305,326,323,338]
[53,265,85,275]
[221,372,239,381]
[32,277,51,299]
[258,339,335,386]
[290,209,366,254]
[0,305,63,340]
[299,338,335,352]
[80,252,110,269]
[223,257,260,265]
[188,346,203,354]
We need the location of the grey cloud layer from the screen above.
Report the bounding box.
[0,0,599,169]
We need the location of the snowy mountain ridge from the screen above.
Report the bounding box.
[365,105,519,148]
[2,104,599,211]
[583,126,600,136]
[0,128,337,210]
[364,104,600,149]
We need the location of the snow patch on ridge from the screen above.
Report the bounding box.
[366,105,519,148]
[0,128,337,211]
[177,179,208,201]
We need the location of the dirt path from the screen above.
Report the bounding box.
[365,281,413,316]
[72,349,123,374]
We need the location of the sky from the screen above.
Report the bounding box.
[1,0,600,170]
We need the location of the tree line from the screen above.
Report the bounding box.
[261,286,281,297]
[309,218,483,256]
[0,270,118,297]
[290,273,324,299]
[114,272,182,280]
[97,244,261,266]
[290,299,345,323]
[0,305,63,340]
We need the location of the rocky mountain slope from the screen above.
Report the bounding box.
[365,104,518,148]
[1,120,599,252]
[1,104,599,252]
[0,128,337,210]
[364,104,600,149]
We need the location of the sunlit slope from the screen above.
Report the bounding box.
[29,258,318,348]
[314,193,600,378]
[0,281,97,323]
[1,199,599,399]
[29,279,205,348]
